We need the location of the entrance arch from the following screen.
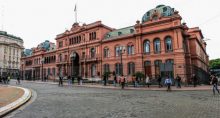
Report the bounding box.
[70,52,80,77]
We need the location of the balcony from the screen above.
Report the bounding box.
[81,55,100,62]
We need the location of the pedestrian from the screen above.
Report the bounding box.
[135,75,139,87]
[164,76,172,91]
[79,76,82,85]
[114,75,117,87]
[103,74,107,86]
[176,74,181,88]
[145,75,150,88]
[7,75,11,84]
[16,76,21,85]
[0,75,2,84]
[210,75,220,95]
[158,75,162,88]
[120,75,126,89]
[132,74,136,87]
[77,76,80,85]
[67,75,72,86]
[192,74,197,87]
[59,74,63,87]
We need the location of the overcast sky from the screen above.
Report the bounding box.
[0,0,219,59]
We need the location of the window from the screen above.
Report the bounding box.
[91,64,96,77]
[103,64,110,73]
[127,45,134,55]
[59,41,63,48]
[154,38,161,53]
[104,48,109,58]
[89,32,96,40]
[163,7,167,12]
[130,29,134,33]
[165,36,173,52]
[118,32,122,36]
[59,54,62,62]
[154,60,162,76]
[144,61,151,67]
[115,63,122,75]
[115,46,120,57]
[82,52,85,59]
[144,40,150,53]
[90,48,95,58]
[128,62,135,75]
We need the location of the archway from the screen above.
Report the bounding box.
[71,52,80,77]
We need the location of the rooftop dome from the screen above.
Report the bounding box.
[142,5,175,23]
[37,40,50,51]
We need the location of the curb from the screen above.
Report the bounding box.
[22,80,212,91]
[0,86,32,117]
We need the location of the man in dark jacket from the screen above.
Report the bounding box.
[211,75,219,95]
[176,74,181,88]
[158,75,162,88]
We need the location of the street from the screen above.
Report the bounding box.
[6,81,220,118]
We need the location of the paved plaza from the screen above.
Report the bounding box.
[4,81,220,118]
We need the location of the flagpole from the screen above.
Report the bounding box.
[74,4,77,23]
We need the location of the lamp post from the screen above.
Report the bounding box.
[41,58,44,81]
[119,46,126,76]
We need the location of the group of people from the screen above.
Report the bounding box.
[58,75,83,87]
[0,75,11,84]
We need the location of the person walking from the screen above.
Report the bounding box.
[165,76,172,91]
[7,75,11,84]
[145,75,150,88]
[120,75,126,89]
[158,75,162,88]
[132,75,136,87]
[103,75,107,86]
[67,75,72,86]
[0,75,2,84]
[176,74,181,88]
[114,75,117,87]
[211,75,220,95]
[192,74,197,87]
[16,76,21,85]
[59,74,63,87]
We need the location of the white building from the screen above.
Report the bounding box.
[0,31,24,76]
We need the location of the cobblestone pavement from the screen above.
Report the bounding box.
[6,81,220,118]
[0,85,24,107]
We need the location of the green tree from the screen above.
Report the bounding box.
[209,58,220,69]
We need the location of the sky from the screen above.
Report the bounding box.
[0,0,219,59]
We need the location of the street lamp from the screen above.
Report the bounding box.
[41,58,45,81]
[119,46,126,76]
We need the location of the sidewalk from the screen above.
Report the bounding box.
[22,80,212,91]
[0,85,31,117]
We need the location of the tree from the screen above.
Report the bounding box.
[209,58,220,69]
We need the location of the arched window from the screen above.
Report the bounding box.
[103,64,110,73]
[115,63,122,75]
[128,62,135,75]
[104,47,109,58]
[127,44,134,55]
[144,40,150,53]
[165,36,173,52]
[154,38,161,53]
[90,48,95,58]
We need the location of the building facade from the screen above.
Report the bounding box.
[21,5,209,83]
[0,31,24,77]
